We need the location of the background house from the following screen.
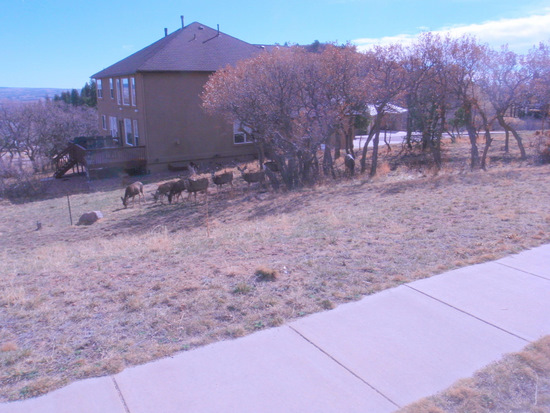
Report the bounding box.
[92,21,265,172]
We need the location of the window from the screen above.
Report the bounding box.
[116,79,121,105]
[133,119,139,146]
[131,77,136,106]
[109,78,114,99]
[96,79,103,98]
[122,78,130,105]
[101,115,107,130]
[233,121,254,144]
[124,118,133,146]
[110,116,118,138]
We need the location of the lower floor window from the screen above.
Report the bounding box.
[124,118,134,146]
[233,121,254,144]
[109,116,117,138]
[133,120,140,146]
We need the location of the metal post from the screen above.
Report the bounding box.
[67,194,73,226]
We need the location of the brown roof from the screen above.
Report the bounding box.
[92,22,264,78]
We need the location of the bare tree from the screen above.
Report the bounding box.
[477,47,530,158]
[359,44,407,175]
[203,45,365,188]
[445,35,489,169]
[0,100,98,173]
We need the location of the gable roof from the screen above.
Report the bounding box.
[92,22,264,78]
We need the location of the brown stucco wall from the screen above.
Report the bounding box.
[141,71,255,168]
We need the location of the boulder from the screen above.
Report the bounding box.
[77,211,103,226]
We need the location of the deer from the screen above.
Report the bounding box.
[153,181,177,204]
[121,181,144,208]
[167,179,186,203]
[237,165,265,188]
[211,170,233,191]
[186,177,209,203]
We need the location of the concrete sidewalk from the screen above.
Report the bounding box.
[1,245,549,413]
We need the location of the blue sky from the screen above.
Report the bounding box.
[2,0,550,89]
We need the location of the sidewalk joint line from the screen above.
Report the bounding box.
[112,376,132,413]
[494,261,550,282]
[404,285,530,343]
[288,325,401,409]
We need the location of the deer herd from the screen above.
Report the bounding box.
[121,156,357,208]
[121,164,264,208]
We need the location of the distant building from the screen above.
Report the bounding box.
[91,22,266,172]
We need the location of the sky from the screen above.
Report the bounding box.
[1,0,550,89]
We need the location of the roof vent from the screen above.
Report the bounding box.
[164,28,168,37]
[181,15,184,29]
[199,26,204,30]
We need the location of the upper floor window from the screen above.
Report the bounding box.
[122,78,130,105]
[131,77,136,106]
[96,79,103,98]
[109,78,114,99]
[116,79,121,105]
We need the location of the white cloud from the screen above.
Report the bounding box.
[354,9,550,52]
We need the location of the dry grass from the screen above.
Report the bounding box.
[1,133,550,402]
[400,336,550,413]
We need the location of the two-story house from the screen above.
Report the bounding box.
[91,21,265,172]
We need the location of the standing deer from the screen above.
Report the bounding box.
[121,182,144,208]
[153,181,177,204]
[237,165,265,188]
[211,171,233,191]
[186,177,209,203]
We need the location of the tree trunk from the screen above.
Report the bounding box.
[361,114,381,173]
[369,129,381,177]
[479,110,493,170]
[464,107,480,170]
[497,116,526,159]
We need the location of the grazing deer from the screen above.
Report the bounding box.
[121,182,144,208]
[345,153,355,177]
[186,177,209,203]
[153,181,177,204]
[237,165,265,188]
[167,179,186,203]
[263,160,279,173]
[211,171,233,191]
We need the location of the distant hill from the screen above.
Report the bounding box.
[0,87,71,102]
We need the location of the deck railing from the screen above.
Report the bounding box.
[84,146,147,170]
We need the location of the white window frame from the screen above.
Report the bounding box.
[124,118,133,146]
[96,79,103,98]
[131,77,136,106]
[233,121,254,145]
[122,78,130,105]
[133,119,139,145]
[101,115,107,130]
[116,79,121,105]
[109,78,114,99]
[109,116,118,138]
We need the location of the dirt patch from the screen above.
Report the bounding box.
[1,133,550,401]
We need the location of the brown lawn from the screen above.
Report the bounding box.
[1,132,550,401]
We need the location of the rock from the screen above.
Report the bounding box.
[77,211,103,226]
